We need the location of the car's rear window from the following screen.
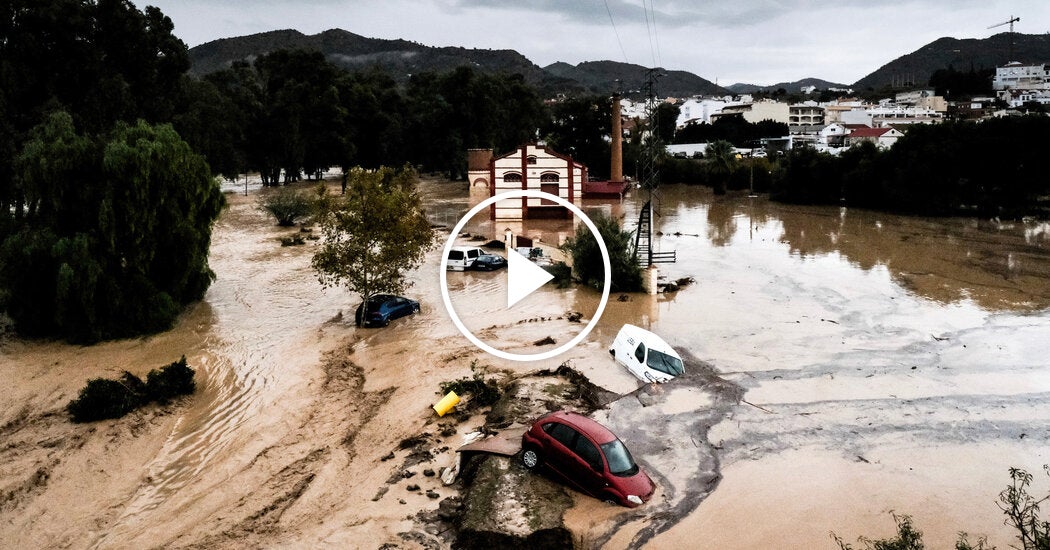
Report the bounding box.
[449,251,464,260]
[600,439,639,476]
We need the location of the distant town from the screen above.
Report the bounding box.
[612,61,1050,156]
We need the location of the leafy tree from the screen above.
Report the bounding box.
[0,0,190,215]
[312,165,435,313]
[999,467,1050,550]
[562,211,642,292]
[259,186,317,226]
[542,95,613,179]
[0,112,224,342]
[406,68,546,178]
[705,140,736,195]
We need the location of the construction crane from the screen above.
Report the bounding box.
[988,15,1020,33]
[989,16,1021,62]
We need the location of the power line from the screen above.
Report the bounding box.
[642,0,658,67]
[646,0,662,67]
[604,0,625,64]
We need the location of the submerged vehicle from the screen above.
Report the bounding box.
[521,410,655,507]
[354,294,420,327]
[446,246,485,271]
[609,324,685,383]
[470,253,507,271]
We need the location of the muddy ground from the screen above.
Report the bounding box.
[4,176,1050,549]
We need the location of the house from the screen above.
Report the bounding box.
[993,62,1050,91]
[788,102,825,134]
[486,143,585,220]
[845,127,903,149]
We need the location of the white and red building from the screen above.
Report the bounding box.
[468,143,586,220]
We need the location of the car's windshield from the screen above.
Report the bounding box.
[647,349,684,376]
[600,439,639,476]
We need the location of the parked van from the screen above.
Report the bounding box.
[447,246,485,271]
[609,324,685,383]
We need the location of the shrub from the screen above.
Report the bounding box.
[146,356,196,403]
[67,373,147,423]
[67,357,196,423]
[562,211,643,293]
[260,186,315,226]
[440,361,501,408]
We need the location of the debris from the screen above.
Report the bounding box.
[407,484,420,492]
[533,336,556,346]
[566,311,583,323]
[423,468,436,477]
[426,490,440,499]
[433,391,461,417]
[742,399,775,414]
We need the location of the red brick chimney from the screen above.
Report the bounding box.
[611,93,623,182]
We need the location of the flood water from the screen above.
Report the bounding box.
[3,177,1050,549]
[451,180,1050,548]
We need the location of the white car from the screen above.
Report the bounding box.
[609,324,685,383]
[447,246,485,271]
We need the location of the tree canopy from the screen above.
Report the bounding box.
[312,165,436,305]
[0,113,224,342]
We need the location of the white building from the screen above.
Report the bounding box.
[993,62,1050,91]
[487,143,585,221]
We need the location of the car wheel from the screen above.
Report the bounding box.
[521,446,542,471]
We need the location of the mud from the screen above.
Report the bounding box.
[2,178,1049,549]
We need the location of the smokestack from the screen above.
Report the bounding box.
[611,93,623,182]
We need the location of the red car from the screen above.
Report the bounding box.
[521,410,655,507]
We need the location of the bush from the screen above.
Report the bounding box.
[260,186,316,226]
[562,211,643,293]
[67,373,147,423]
[146,356,196,403]
[440,361,501,408]
[67,357,196,423]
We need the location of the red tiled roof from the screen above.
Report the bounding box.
[848,127,891,138]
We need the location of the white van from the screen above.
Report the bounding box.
[609,324,685,383]
[447,246,486,271]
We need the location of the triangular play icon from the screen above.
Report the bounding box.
[506,248,554,308]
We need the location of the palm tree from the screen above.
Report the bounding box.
[705,140,736,195]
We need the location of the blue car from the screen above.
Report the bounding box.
[355,295,420,327]
[471,253,507,271]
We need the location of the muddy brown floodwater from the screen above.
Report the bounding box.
[2,176,1050,549]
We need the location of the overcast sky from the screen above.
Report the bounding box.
[144,0,1048,86]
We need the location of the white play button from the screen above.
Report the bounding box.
[506,248,555,308]
[439,190,611,362]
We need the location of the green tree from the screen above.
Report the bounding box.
[705,140,736,195]
[0,0,189,217]
[0,112,224,342]
[562,211,642,292]
[312,165,435,315]
[259,186,317,226]
[542,95,613,179]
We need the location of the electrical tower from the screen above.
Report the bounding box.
[634,68,675,267]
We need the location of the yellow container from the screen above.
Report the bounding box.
[433,391,460,416]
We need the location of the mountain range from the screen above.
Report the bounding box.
[188,29,1050,98]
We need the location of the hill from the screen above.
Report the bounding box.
[188,29,725,97]
[852,32,1050,91]
[543,60,728,97]
[727,78,848,94]
[188,28,581,93]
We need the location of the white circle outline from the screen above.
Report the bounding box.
[439,190,612,362]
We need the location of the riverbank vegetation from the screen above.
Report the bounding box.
[834,466,1050,550]
[67,357,196,423]
[561,212,643,292]
[773,116,1050,219]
